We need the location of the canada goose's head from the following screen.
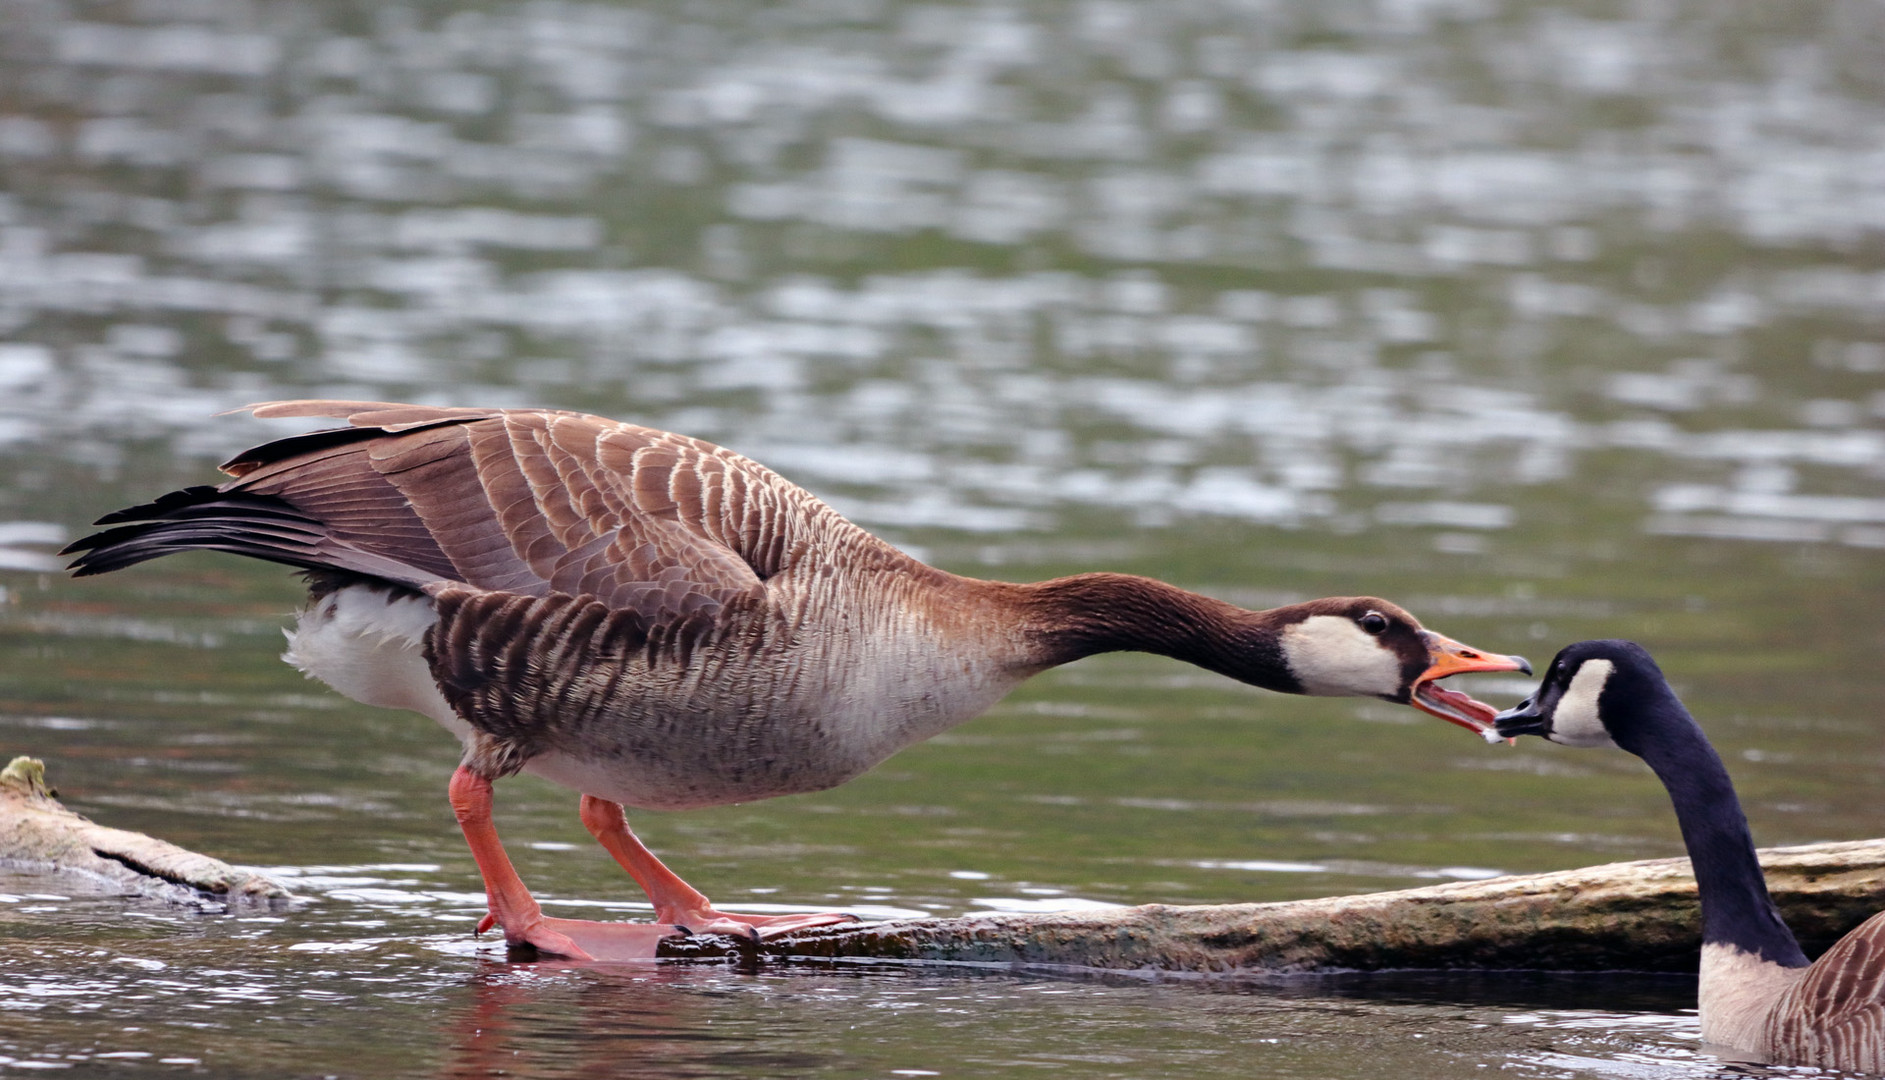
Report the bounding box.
[1493,639,1666,751]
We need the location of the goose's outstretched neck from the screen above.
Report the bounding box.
[1008,573,1295,692]
[1629,685,1808,968]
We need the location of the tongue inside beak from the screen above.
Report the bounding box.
[1413,678,1508,744]
[1411,633,1530,743]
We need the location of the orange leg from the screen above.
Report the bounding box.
[448,767,683,961]
[578,794,858,939]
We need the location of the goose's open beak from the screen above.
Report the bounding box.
[1411,631,1531,743]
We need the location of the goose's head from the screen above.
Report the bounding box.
[1492,639,1664,751]
[1275,598,1532,740]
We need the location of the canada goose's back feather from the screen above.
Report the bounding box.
[1764,911,1885,1072]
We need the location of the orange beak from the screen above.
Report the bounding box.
[1410,631,1532,742]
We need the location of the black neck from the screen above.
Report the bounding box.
[1623,680,1809,968]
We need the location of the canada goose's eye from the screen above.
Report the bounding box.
[1358,611,1389,635]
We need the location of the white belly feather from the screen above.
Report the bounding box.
[282,586,467,738]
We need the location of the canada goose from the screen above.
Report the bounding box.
[66,400,1530,961]
[1495,640,1885,1072]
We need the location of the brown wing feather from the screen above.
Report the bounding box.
[224,400,902,615]
[212,431,460,583]
[1765,910,1885,1073]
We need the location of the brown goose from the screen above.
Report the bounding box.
[66,400,1529,961]
[1496,640,1885,1072]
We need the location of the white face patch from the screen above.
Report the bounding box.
[1281,615,1403,698]
[1548,658,1617,748]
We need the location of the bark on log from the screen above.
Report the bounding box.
[666,839,1885,973]
[0,756,291,906]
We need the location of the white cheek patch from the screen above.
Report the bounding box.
[1549,658,1617,748]
[1281,615,1404,698]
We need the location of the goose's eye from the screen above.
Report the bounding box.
[1358,611,1389,635]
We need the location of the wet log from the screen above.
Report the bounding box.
[675,838,1885,973]
[0,756,291,906]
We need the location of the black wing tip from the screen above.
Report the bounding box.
[62,486,278,563]
[63,541,161,576]
[59,488,316,578]
[87,486,227,527]
[60,493,443,591]
[67,556,131,577]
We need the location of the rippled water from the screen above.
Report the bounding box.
[2,0,1883,1075]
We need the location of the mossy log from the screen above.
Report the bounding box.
[0,756,291,906]
[670,839,1885,973]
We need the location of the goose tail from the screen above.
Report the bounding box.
[62,485,429,587]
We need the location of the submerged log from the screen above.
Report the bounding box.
[0,756,291,906]
[674,839,1885,973]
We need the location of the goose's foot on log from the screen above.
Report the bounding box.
[578,792,860,944]
[501,917,689,962]
[478,910,847,960]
